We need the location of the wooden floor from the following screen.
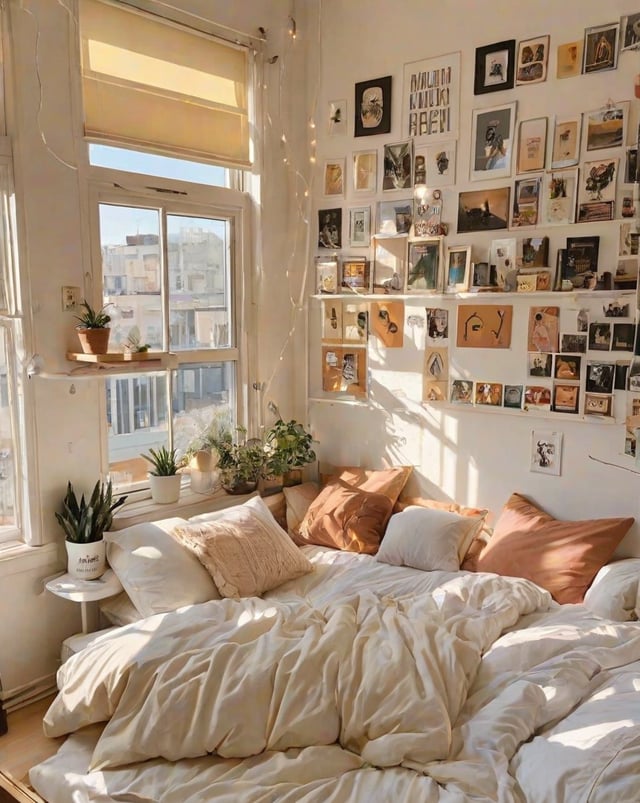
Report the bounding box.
[0,696,62,802]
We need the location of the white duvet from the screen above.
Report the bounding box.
[31,548,640,803]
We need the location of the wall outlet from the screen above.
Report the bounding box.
[61,286,81,312]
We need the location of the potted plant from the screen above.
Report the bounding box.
[264,418,317,487]
[55,479,127,579]
[143,445,181,504]
[180,408,232,494]
[75,300,111,355]
[212,426,265,495]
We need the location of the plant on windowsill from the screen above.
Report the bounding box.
[264,418,317,487]
[180,407,233,494]
[75,300,111,355]
[142,445,182,504]
[211,426,265,495]
[55,479,127,580]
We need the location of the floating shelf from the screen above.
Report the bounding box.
[66,351,166,364]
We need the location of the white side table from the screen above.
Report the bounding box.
[45,569,123,633]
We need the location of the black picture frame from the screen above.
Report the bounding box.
[563,235,600,286]
[354,76,392,137]
[474,40,516,95]
[318,208,342,249]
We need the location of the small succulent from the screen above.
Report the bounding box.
[55,480,127,543]
[142,445,179,476]
[75,300,111,329]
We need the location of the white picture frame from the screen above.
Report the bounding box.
[470,102,516,181]
[402,51,461,143]
[323,158,345,197]
[444,245,472,293]
[353,149,377,194]
[550,116,581,169]
[541,168,578,226]
[348,206,371,248]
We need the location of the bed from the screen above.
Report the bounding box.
[29,471,640,803]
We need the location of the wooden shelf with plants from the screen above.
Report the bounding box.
[66,351,167,365]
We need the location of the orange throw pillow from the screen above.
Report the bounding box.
[324,466,412,508]
[298,479,393,554]
[465,492,634,604]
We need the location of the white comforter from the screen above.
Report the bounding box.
[31,548,640,803]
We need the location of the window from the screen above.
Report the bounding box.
[79,1,255,495]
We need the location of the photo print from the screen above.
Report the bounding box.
[315,256,339,295]
[407,238,442,293]
[530,430,562,475]
[444,245,472,293]
[457,187,510,233]
[516,117,547,173]
[621,13,640,51]
[563,235,600,288]
[328,99,347,136]
[584,103,628,152]
[318,208,342,249]
[475,381,503,406]
[542,169,578,226]
[489,237,517,290]
[584,393,613,417]
[503,384,524,409]
[524,385,552,411]
[552,384,580,414]
[383,141,412,191]
[324,159,345,197]
[625,394,640,458]
[425,141,456,186]
[588,322,612,351]
[578,159,617,222]
[470,103,516,181]
[560,333,587,353]
[624,148,638,185]
[586,361,615,394]
[612,323,637,351]
[511,175,542,228]
[426,307,449,345]
[341,258,370,293]
[583,23,619,73]
[528,352,553,378]
[348,206,371,248]
[354,76,392,137]
[450,379,473,404]
[554,354,581,380]
[550,116,581,169]
[516,35,550,85]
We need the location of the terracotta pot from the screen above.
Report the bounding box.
[65,539,106,580]
[77,327,110,355]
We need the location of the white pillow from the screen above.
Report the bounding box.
[171,495,313,598]
[376,506,483,572]
[99,591,142,626]
[104,517,220,618]
[582,558,640,621]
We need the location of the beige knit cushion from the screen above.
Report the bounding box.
[171,496,313,598]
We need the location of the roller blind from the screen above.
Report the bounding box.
[79,0,251,168]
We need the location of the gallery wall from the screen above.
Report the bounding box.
[308,0,640,553]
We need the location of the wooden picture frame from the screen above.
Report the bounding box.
[444,245,471,293]
[354,75,392,137]
[474,40,516,95]
[470,102,516,181]
[406,237,443,294]
[516,117,547,173]
[516,35,550,85]
[340,257,371,294]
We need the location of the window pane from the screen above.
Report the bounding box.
[0,329,15,527]
[167,215,231,351]
[99,204,163,351]
[89,145,228,187]
[173,362,235,456]
[107,371,169,487]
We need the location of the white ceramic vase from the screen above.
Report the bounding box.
[65,539,106,580]
[150,474,181,504]
[190,469,220,494]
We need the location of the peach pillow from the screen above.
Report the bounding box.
[171,496,313,598]
[463,492,634,604]
[395,496,489,562]
[324,465,412,509]
[297,479,393,554]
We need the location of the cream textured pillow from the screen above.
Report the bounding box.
[104,517,220,618]
[376,506,483,572]
[171,495,313,598]
[283,481,320,536]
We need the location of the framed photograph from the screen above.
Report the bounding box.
[554,354,581,380]
[450,379,474,404]
[444,245,472,293]
[588,322,612,351]
[528,352,553,378]
[456,304,513,349]
[583,23,619,74]
[552,383,580,414]
[340,257,371,293]
[315,256,339,295]
[516,117,547,173]
[541,169,578,226]
[584,393,613,417]
[578,158,618,222]
[407,238,443,293]
[470,102,516,181]
[402,52,460,142]
[372,236,406,294]
[348,206,371,248]
[420,141,456,187]
[524,385,551,411]
[564,235,599,288]
[383,141,412,191]
[457,186,510,233]
[323,158,345,197]
[530,430,562,475]
[354,75,392,138]
[376,199,413,236]
[584,102,628,152]
[621,13,640,52]
[474,40,516,95]
[516,35,550,85]
[489,237,517,289]
[560,333,587,353]
[475,382,503,406]
[624,148,638,185]
[328,99,347,136]
[586,361,615,394]
[322,346,367,398]
[550,116,581,169]
[470,261,498,290]
[318,208,342,249]
[353,150,377,194]
[612,323,637,351]
[511,175,542,228]
[557,41,583,79]
[521,236,550,268]
[503,384,524,409]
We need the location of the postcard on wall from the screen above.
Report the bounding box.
[475,381,503,406]
[511,175,542,228]
[516,35,550,85]
[583,22,619,74]
[321,301,343,343]
[504,384,524,409]
[420,141,456,187]
[552,383,580,414]
[621,13,640,51]
[585,393,613,417]
[323,158,345,197]
[318,208,342,249]
[328,99,347,136]
[528,352,553,378]
[457,187,510,233]
[470,102,516,181]
[489,237,517,289]
[564,235,600,286]
[315,256,339,294]
[377,200,413,236]
[372,236,405,294]
[370,301,404,348]
[625,394,640,458]
[341,258,371,293]
[554,354,581,381]
[588,322,612,351]
[550,116,581,169]
[342,303,368,345]
[383,141,412,191]
[450,379,474,404]
[423,347,449,402]
[426,307,449,345]
[322,346,367,398]
[354,75,392,137]
[524,385,551,411]
[516,117,547,173]
[541,169,578,226]
[584,102,628,152]
[348,206,371,248]
[521,236,550,268]
[456,304,513,349]
[560,332,587,353]
[353,150,377,194]
[612,322,637,352]
[414,189,443,237]
[402,51,460,142]
[578,158,617,222]
[528,306,559,353]
[407,238,442,293]
[556,40,583,79]
[586,361,615,394]
[530,430,562,475]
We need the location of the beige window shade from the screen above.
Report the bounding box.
[79,0,251,168]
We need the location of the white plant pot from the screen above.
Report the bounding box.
[65,539,106,580]
[150,474,181,504]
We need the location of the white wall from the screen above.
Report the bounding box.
[308,0,640,554]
